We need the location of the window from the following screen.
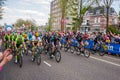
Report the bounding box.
[115,18,117,24]
[112,19,115,24]
[94,18,97,23]
[86,20,90,25]
[96,10,100,15]
[98,18,100,23]
[94,26,100,31]
[86,27,90,31]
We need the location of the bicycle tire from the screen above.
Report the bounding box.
[18,54,23,68]
[70,46,74,53]
[64,47,68,52]
[98,45,105,56]
[98,52,105,56]
[55,50,61,63]
[76,47,81,55]
[84,49,90,58]
[37,53,41,65]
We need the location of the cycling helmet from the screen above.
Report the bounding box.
[35,32,39,37]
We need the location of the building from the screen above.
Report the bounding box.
[80,6,118,33]
[65,0,78,30]
[50,0,79,31]
[50,0,62,31]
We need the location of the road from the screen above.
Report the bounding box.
[0,49,120,80]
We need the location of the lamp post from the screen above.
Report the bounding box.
[85,22,89,34]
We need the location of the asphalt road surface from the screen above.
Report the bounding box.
[0,49,120,80]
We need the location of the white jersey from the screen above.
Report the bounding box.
[32,35,41,42]
[32,35,36,41]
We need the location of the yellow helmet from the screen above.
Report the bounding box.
[24,34,28,38]
[35,32,39,37]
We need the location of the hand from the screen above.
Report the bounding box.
[0,52,3,60]
[3,49,12,57]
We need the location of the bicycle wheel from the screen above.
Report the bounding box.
[18,54,23,68]
[64,46,68,52]
[76,47,81,55]
[70,46,74,53]
[36,53,41,65]
[60,44,62,50]
[98,46,105,56]
[38,47,42,54]
[55,50,61,63]
[84,49,90,58]
[99,52,105,56]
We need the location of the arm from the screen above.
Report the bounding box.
[22,37,26,49]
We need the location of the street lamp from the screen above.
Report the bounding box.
[85,22,89,34]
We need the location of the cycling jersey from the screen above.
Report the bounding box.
[46,35,51,43]
[28,32,32,41]
[51,35,60,46]
[13,34,17,41]
[32,35,36,41]
[76,34,83,42]
[4,34,10,41]
[15,35,24,48]
[10,34,14,41]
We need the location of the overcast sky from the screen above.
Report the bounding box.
[0,0,120,26]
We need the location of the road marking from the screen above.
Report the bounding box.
[90,56,120,67]
[104,56,120,61]
[43,61,52,67]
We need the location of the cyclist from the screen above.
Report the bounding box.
[50,32,61,58]
[76,32,83,46]
[43,32,51,52]
[31,31,40,61]
[22,32,28,46]
[14,33,26,63]
[93,32,104,51]
[4,31,11,49]
[65,32,71,48]
[12,33,18,51]
[38,32,43,47]
[9,33,15,49]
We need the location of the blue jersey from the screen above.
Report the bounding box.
[28,32,32,41]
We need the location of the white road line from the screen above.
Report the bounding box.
[90,56,120,67]
[43,61,52,67]
[104,56,120,61]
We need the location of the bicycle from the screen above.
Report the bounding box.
[75,43,90,58]
[93,42,107,56]
[32,43,41,65]
[64,42,71,52]
[26,40,32,56]
[48,45,61,63]
[15,45,23,68]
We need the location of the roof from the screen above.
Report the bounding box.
[87,6,117,16]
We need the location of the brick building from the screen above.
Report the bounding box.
[80,6,118,33]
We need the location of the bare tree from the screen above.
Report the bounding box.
[95,0,117,32]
